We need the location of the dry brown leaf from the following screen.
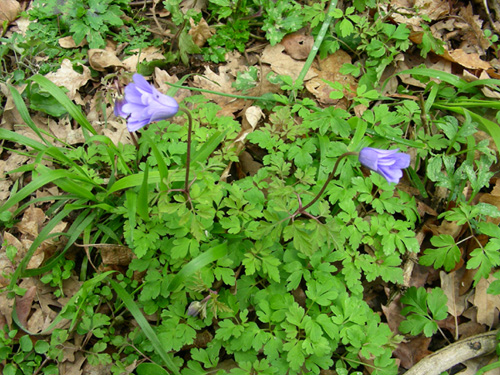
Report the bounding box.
[305,50,357,107]
[395,53,453,88]
[440,270,467,318]
[261,44,317,81]
[35,186,60,206]
[154,67,191,104]
[16,205,46,238]
[415,0,449,20]
[58,36,86,48]
[444,49,491,70]
[472,275,500,327]
[0,153,30,203]
[45,59,92,105]
[0,291,15,329]
[192,65,247,116]
[102,120,133,146]
[0,236,16,287]
[242,106,263,131]
[48,116,85,145]
[238,151,262,177]
[394,336,432,370]
[180,0,207,12]
[381,295,405,334]
[88,49,125,71]
[188,17,214,47]
[58,352,86,375]
[220,106,264,181]
[16,286,37,327]
[98,244,135,266]
[122,46,165,72]
[0,0,20,24]
[458,320,486,339]
[389,0,448,31]
[0,82,25,129]
[281,32,314,60]
[458,4,490,52]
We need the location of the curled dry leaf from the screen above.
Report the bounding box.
[189,17,214,47]
[122,46,165,72]
[443,49,491,70]
[220,106,264,181]
[0,82,25,129]
[154,67,191,103]
[16,205,46,238]
[44,59,91,105]
[440,270,467,318]
[0,0,20,24]
[99,244,135,266]
[472,275,500,327]
[180,0,207,12]
[305,50,357,107]
[58,35,86,48]
[16,285,37,328]
[389,0,448,31]
[88,49,125,71]
[192,65,247,116]
[261,44,317,81]
[281,31,314,60]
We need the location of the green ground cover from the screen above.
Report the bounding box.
[1,0,500,374]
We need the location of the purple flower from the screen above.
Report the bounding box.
[358,147,410,184]
[114,74,179,132]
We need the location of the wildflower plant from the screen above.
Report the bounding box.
[2,2,500,375]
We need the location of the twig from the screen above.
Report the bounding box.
[404,330,499,375]
[290,152,358,220]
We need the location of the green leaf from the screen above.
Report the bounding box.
[283,340,305,370]
[420,234,461,271]
[19,335,33,352]
[427,288,448,320]
[305,279,339,306]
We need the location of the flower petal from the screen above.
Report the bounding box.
[358,147,410,184]
[117,74,179,132]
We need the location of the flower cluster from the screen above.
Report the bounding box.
[114,74,179,132]
[358,147,410,184]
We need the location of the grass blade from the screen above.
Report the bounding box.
[110,279,181,375]
[7,84,50,145]
[432,103,500,152]
[167,242,228,292]
[29,74,97,135]
[137,162,150,221]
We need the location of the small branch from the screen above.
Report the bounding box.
[404,330,499,375]
[290,152,357,220]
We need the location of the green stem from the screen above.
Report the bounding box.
[180,108,193,197]
[295,0,338,88]
[164,82,279,101]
